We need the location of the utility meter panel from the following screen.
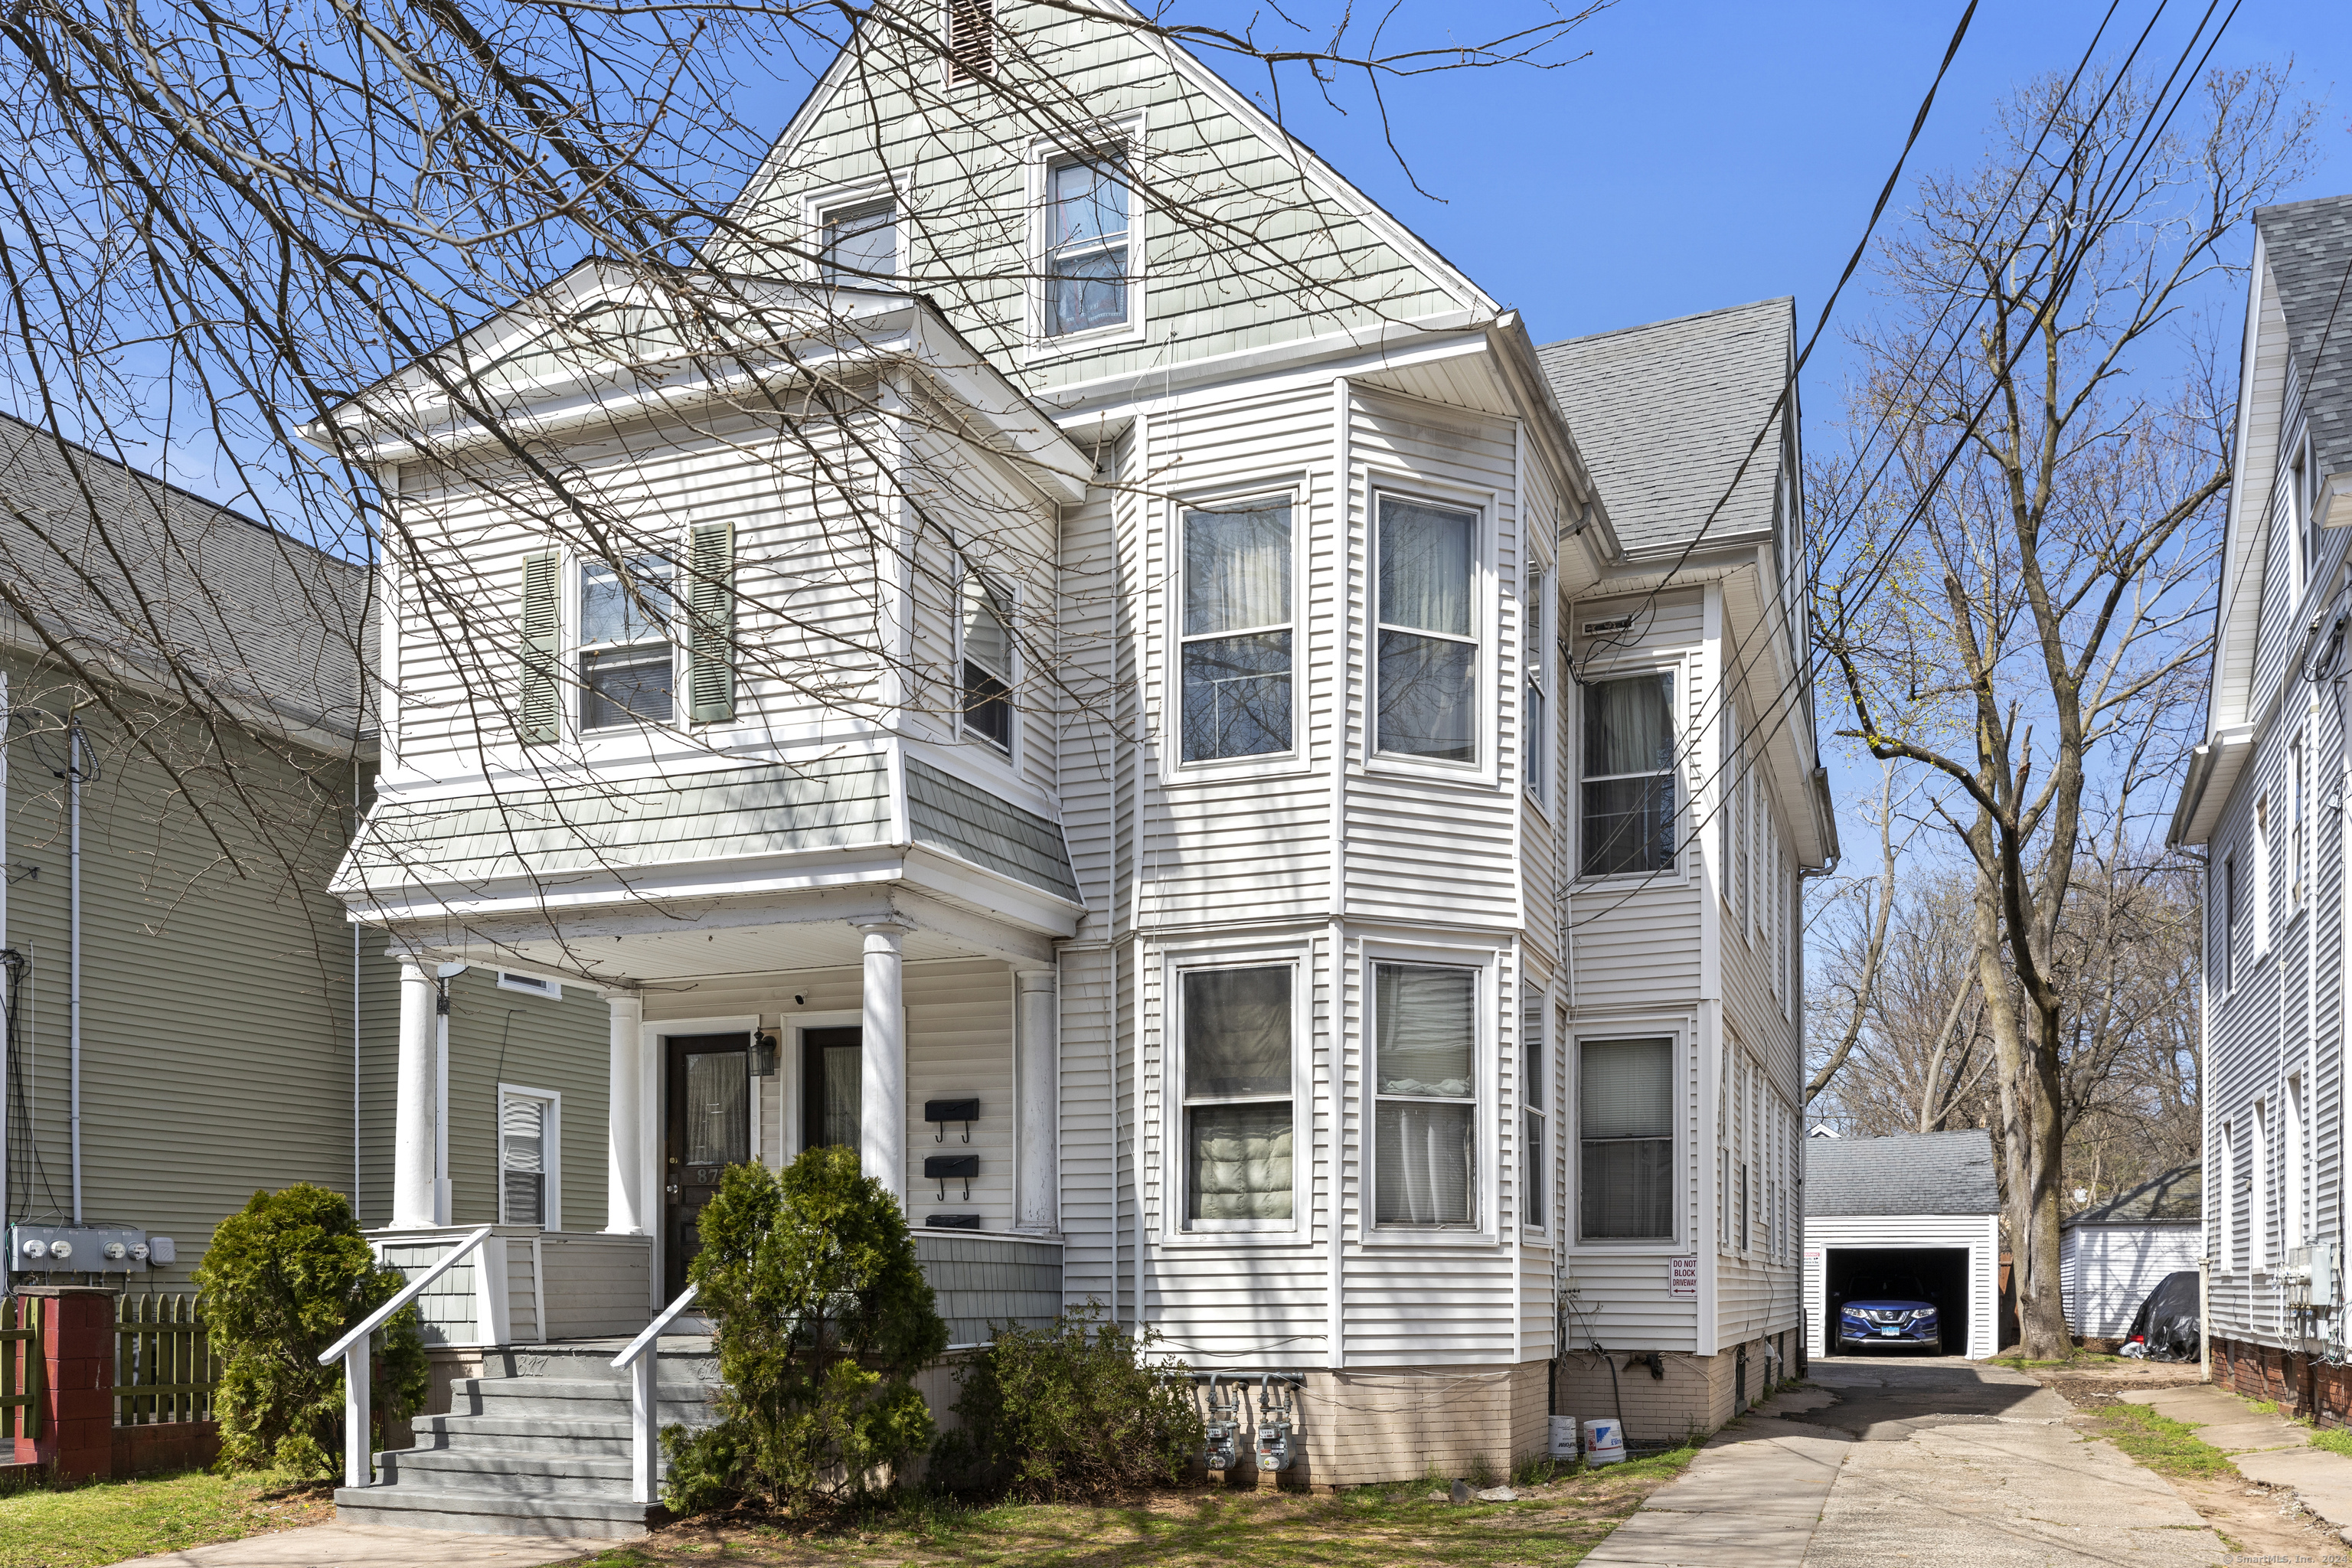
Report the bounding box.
[8,1224,152,1272]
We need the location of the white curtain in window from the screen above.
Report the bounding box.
[1378,500,1473,635]
[499,1096,547,1227]
[1184,506,1290,633]
[1584,674,1673,776]
[1375,965,1476,1224]
[1377,1102,1473,1224]
[1580,1037,1674,1239]
[686,1051,749,1168]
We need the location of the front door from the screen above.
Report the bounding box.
[801,1026,862,1155]
[665,1033,750,1299]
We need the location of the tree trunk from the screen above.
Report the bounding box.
[2018,996,2072,1357]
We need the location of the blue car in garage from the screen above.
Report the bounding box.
[1838,1295,1943,1354]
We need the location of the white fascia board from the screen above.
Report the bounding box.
[2170,724,2256,848]
[1035,306,1493,413]
[2316,471,2352,531]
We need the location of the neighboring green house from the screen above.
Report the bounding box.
[0,413,609,1289]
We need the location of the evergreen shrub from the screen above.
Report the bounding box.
[662,1147,948,1514]
[936,1303,1201,1501]
[193,1183,427,1476]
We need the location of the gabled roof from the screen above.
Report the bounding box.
[1805,1129,1998,1218]
[0,413,372,748]
[2063,1164,2201,1228]
[2254,194,2352,483]
[1533,299,1793,555]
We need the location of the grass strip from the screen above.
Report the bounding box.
[0,1469,330,1568]
[2096,1403,2237,1479]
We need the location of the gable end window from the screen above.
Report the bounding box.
[1375,497,1478,763]
[821,198,897,285]
[580,554,674,729]
[1581,672,1677,876]
[1580,1036,1673,1240]
[1181,966,1294,1228]
[1181,501,1293,762]
[1373,963,1478,1227]
[960,573,1014,752]
[1044,154,1129,336]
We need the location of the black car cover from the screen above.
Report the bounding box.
[2124,1269,2201,1362]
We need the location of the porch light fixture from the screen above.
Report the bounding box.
[750,1031,779,1077]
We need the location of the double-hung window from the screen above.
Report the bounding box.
[1375,497,1478,763]
[1579,1037,1673,1240]
[1181,967,1293,1228]
[1581,673,1677,876]
[1044,155,1129,336]
[2256,794,2273,952]
[498,1088,558,1228]
[1373,964,1478,1227]
[1523,1007,1546,1230]
[1525,568,1548,803]
[580,554,674,729]
[1181,501,1292,761]
[821,198,897,285]
[960,573,1014,752]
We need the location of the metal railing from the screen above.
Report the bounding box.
[116,1293,217,1424]
[611,1283,697,1505]
[0,1297,40,1441]
[318,1224,494,1489]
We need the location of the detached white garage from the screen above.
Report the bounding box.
[1804,1130,2001,1361]
[2060,1165,2200,1341]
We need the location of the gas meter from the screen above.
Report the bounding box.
[1254,1375,1295,1472]
[1201,1375,1242,1472]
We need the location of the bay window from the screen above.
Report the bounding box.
[1579,1036,1674,1240]
[1181,501,1293,761]
[1181,966,1294,1227]
[1581,672,1677,876]
[1373,963,1477,1227]
[580,554,674,729]
[1375,497,1478,763]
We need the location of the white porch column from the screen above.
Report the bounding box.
[604,991,648,1234]
[392,959,440,1229]
[1014,969,1059,1233]
[858,922,910,1206]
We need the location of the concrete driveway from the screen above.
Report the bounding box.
[1585,1355,2235,1566]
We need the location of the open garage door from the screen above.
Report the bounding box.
[1826,1247,1971,1355]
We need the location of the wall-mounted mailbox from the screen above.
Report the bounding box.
[924,1098,980,1142]
[926,1214,982,1230]
[923,1152,979,1201]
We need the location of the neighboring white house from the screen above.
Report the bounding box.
[2060,1165,2200,1341]
[1802,1131,2001,1361]
[322,0,1834,1511]
[2170,191,2352,1412]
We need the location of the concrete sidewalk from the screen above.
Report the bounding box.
[2122,1382,2352,1541]
[1577,1390,1848,1564]
[108,1523,594,1568]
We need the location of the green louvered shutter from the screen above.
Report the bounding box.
[518,550,561,744]
[686,521,735,724]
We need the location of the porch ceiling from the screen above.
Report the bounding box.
[451,918,988,985]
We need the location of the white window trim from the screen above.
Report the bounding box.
[2220,851,2239,995]
[1569,1018,1686,1252]
[782,1008,865,1165]
[1524,559,1554,820]
[1362,479,1501,787]
[496,1083,563,1231]
[2220,1118,2237,1273]
[955,565,1019,763]
[1573,652,1693,887]
[2287,1074,2307,1253]
[1021,111,1149,361]
[1359,938,1499,1246]
[1158,943,1313,1246]
[2255,792,2273,956]
[1165,482,1310,779]
[497,972,564,1001]
[1520,1000,1550,1236]
[573,544,683,740]
[799,174,908,286]
[2252,1097,2271,1276]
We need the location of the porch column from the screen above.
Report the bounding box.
[392,959,440,1229]
[1014,969,1059,1233]
[858,921,910,1206]
[604,991,648,1234]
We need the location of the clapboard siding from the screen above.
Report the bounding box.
[2063,1225,2201,1340]
[443,968,612,1230]
[1803,1212,2001,1360]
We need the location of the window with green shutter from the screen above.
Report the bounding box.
[686,521,735,724]
[518,550,562,744]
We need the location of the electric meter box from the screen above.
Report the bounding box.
[8,1224,153,1272]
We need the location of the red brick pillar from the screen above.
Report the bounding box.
[13,1287,116,1479]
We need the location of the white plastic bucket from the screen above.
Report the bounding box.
[1548,1415,1579,1459]
[1583,1416,1626,1465]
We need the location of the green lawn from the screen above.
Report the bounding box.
[0,1470,332,1568]
[580,1452,1699,1568]
[2092,1404,2236,1480]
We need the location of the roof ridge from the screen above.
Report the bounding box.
[1534,296,1795,355]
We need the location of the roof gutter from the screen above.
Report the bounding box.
[2168,724,2255,848]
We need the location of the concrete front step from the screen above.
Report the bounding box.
[380,1447,636,1498]
[335,1482,658,1540]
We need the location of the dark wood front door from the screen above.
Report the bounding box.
[801,1026,862,1155]
[665,1032,750,1298]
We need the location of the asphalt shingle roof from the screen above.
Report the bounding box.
[2256,194,2352,484]
[2063,1164,2200,1228]
[1534,299,1793,555]
[1805,1129,1999,1218]
[0,413,372,743]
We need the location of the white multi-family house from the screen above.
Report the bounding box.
[2171,191,2352,1411]
[324,1,1831,1534]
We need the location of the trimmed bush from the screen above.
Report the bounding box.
[937,1303,1201,1501]
[193,1183,427,1476]
[662,1148,948,1514]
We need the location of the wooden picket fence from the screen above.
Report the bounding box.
[0,1296,38,1440]
[115,1293,216,1426]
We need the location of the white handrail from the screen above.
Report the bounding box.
[318,1225,495,1490]
[616,1283,700,1505]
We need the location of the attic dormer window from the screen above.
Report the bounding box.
[821,198,897,286]
[946,0,994,81]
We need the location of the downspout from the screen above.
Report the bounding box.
[1328,374,1351,1374]
[67,717,82,1227]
